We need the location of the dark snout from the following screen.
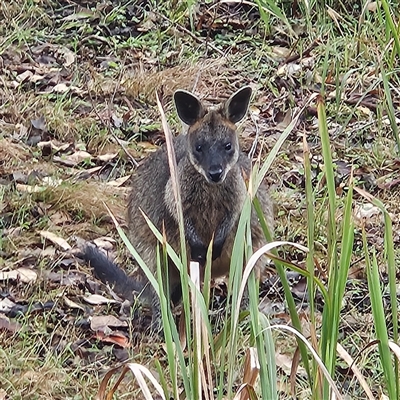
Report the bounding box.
[208,165,224,183]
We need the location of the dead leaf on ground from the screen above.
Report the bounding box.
[84,294,118,305]
[41,246,56,258]
[3,227,22,237]
[275,352,306,376]
[16,70,33,83]
[63,296,85,311]
[39,230,72,250]
[48,210,71,225]
[15,183,46,193]
[53,150,92,167]
[0,316,22,335]
[73,166,103,180]
[106,175,131,186]
[90,315,128,330]
[92,236,116,250]
[31,116,47,131]
[0,297,16,313]
[58,47,76,67]
[353,203,381,221]
[97,152,118,162]
[37,140,72,153]
[45,271,86,286]
[42,176,63,187]
[95,330,130,348]
[0,268,37,283]
[51,83,84,95]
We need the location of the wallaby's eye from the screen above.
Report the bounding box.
[196,144,202,153]
[225,143,232,151]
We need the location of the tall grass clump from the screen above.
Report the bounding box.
[98,89,313,399]
[313,95,355,398]
[100,81,399,399]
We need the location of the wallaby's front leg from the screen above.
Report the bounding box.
[212,212,234,260]
[185,218,207,265]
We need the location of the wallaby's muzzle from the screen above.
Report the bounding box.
[208,165,224,182]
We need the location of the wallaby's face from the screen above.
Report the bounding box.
[174,87,252,184]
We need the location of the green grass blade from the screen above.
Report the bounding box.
[363,232,397,399]
[253,0,295,37]
[251,287,277,399]
[381,66,400,154]
[354,186,399,396]
[303,133,318,383]
[317,94,356,399]
[156,246,180,399]
[381,0,400,60]
[317,95,336,264]
[223,196,252,399]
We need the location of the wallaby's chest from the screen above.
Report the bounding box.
[179,164,247,242]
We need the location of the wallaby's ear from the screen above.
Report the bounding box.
[223,86,252,124]
[174,90,205,126]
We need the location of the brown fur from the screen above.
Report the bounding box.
[83,87,273,332]
[126,87,274,329]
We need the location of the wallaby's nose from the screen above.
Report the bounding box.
[208,165,223,182]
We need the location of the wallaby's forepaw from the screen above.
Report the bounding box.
[212,241,223,260]
[190,244,207,266]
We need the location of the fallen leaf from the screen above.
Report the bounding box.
[74,166,103,180]
[3,227,22,237]
[31,116,47,131]
[111,113,123,128]
[271,46,292,60]
[39,230,71,250]
[41,246,56,258]
[64,296,85,311]
[97,152,118,162]
[0,268,37,283]
[30,74,45,83]
[92,236,116,250]
[16,70,33,83]
[353,203,381,220]
[53,150,92,167]
[0,297,16,313]
[275,352,306,376]
[45,271,86,286]
[95,330,130,348]
[106,175,131,186]
[49,210,71,225]
[42,176,63,187]
[61,9,97,21]
[84,294,118,305]
[276,109,292,131]
[52,83,69,93]
[0,316,22,335]
[15,183,46,193]
[37,140,71,153]
[357,105,371,116]
[59,47,76,67]
[90,315,128,330]
[0,388,7,400]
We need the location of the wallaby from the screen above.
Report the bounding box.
[81,86,274,331]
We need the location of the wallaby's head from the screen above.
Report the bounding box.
[173,86,252,184]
